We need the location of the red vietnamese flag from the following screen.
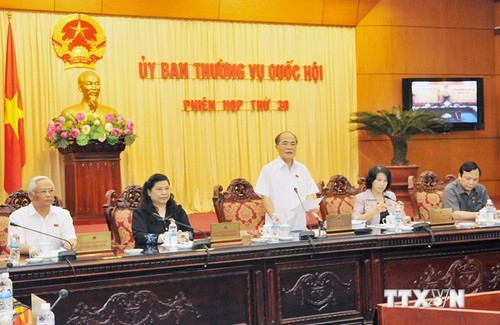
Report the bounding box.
[4,19,26,193]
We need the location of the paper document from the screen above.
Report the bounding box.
[291,196,324,212]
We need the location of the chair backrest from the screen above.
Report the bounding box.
[318,175,365,220]
[408,171,454,221]
[0,189,64,254]
[213,178,266,231]
[103,185,142,248]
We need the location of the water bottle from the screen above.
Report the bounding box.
[0,273,13,325]
[36,302,55,325]
[394,204,403,233]
[8,234,20,267]
[485,199,496,222]
[270,214,280,243]
[168,219,178,250]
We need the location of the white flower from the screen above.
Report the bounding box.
[93,119,101,126]
[98,134,107,142]
[81,125,91,135]
[104,122,113,132]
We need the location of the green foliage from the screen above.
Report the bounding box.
[349,106,446,165]
[350,106,445,144]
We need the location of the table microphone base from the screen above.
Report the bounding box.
[299,230,315,240]
[58,250,77,262]
[193,239,211,250]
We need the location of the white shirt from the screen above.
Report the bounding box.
[8,203,77,250]
[352,189,397,225]
[255,157,319,231]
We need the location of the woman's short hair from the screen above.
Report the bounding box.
[365,165,392,190]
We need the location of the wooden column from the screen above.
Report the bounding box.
[59,142,125,224]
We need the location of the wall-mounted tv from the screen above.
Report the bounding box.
[402,77,484,131]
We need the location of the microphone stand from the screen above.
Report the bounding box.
[9,222,77,262]
[168,218,211,250]
[153,213,211,249]
[167,218,211,268]
[293,188,315,240]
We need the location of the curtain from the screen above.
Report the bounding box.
[0,10,358,213]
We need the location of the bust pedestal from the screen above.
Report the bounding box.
[59,141,125,224]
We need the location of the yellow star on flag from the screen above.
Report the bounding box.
[4,92,24,139]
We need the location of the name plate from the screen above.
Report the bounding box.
[77,231,112,253]
[210,222,240,243]
[326,214,352,233]
[430,208,453,225]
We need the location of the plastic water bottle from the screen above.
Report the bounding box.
[0,273,13,325]
[168,219,178,250]
[36,302,55,325]
[485,199,496,222]
[394,204,403,233]
[8,234,20,267]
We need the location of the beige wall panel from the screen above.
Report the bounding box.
[219,0,323,24]
[359,0,492,29]
[322,0,360,26]
[357,26,494,75]
[0,0,53,11]
[55,0,102,13]
[101,0,220,19]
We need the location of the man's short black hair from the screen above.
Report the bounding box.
[459,161,481,176]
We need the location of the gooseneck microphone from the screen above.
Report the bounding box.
[9,222,77,261]
[153,213,211,250]
[166,217,211,268]
[383,194,397,203]
[50,289,69,311]
[293,188,315,240]
[168,218,211,250]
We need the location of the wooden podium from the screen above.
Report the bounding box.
[59,141,125,224]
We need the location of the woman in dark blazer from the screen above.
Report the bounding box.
[132,173,192,246]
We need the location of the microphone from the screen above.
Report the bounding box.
[383,194,397,203]
[5,262,13,274]
[9,222,77,262]
[50,289,69,311]
[168,218,211,250]
[293,188,315,240]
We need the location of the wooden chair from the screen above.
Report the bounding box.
[408,171,456,221]
[318,175,366,220]
[213,178,266,231]
[103,185,142,248]
[0,189,63,254]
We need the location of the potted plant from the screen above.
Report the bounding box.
[349,106,445,166]
[349,106,446,209]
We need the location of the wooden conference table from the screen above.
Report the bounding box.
[7,225,500,325]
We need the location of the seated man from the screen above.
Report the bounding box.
[442,161,490,221]
[8,176,77,255]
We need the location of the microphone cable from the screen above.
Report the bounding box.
[62,257,77,277]
[425,227,435,248]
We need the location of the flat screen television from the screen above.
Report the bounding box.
[402,77,484,131]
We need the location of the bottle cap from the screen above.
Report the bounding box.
[40,302,51,311]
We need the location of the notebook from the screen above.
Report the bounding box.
[429,208,454,226]
[325,214,353,233]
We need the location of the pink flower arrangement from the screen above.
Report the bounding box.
[46,112,136,149]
